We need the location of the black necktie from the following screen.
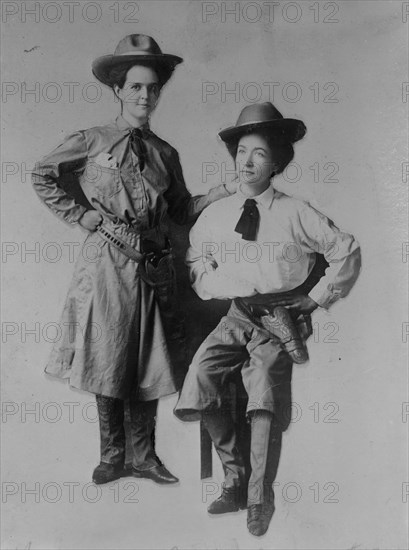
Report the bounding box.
[129,128,149,172]
[234,199,260,241]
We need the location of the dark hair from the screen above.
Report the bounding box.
[227,130,294,176]
[108,61,173,90]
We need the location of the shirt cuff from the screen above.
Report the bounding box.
[308,285,342,310]
[68,205,88,225]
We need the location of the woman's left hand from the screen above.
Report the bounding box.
[272,294,319,314]
[224,174,239,195]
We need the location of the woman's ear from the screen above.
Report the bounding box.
[113,84,122,101]
[270,161,280,178]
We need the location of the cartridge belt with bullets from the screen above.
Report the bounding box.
[96,218,174,290]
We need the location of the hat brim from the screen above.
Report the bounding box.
[219,118,306,144]
[92,54,183,87]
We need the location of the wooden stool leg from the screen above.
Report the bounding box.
[200,420,213,479]
[236,398,251,485]
[235,380,251,485]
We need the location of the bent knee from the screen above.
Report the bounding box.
[250,343,292,373]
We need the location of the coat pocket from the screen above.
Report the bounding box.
[83,161,122,199]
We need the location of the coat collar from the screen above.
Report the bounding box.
[115,115,151,136]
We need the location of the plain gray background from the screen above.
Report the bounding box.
[1,1,408,548]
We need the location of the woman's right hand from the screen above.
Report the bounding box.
[203,255,218,273]
[78,210,103,232]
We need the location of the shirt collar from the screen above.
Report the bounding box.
[237,183,275,210]
[116,115,150,135]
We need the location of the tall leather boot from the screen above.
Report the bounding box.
[247,410,274,537]
[92,395,126,484]
[203,410,247,514]
[130,398,178,484]
[263,420,282,511]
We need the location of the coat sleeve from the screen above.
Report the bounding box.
[297,204,362,309]
[31,130,89,225]
[163,148,231,226]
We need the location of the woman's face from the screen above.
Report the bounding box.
[235,133,277,194]
[114,65,160,124]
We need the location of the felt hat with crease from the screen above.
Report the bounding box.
[219,102,306,145]
[92,34,183,87]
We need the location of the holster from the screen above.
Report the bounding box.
[258,306,310,364]
[236,300,311,364]
[97,220,176,297]
[142,250,177,309]
[234,254,329,365]
[140,237,187,374]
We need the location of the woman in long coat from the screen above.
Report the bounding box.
[32,34,235,484]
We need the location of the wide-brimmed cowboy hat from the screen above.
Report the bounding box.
[92,34,183,87]
[219,102,306,144]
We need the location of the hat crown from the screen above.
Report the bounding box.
[218,102,306,148]
[114,34,163,56]
[236,102,283,127]
[92,34,183,87]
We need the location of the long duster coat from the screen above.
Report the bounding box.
[32,115,230,401]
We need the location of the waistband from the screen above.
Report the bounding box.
[96,219,173,284]
[238,253,329,307]
[99,217,167,252]
[238,283,305,308]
